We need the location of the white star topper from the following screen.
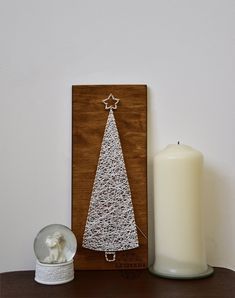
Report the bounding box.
[102,94,120,110]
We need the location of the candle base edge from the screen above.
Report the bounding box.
[148,265,214,280]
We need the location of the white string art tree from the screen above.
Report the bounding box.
[82,94,139,262]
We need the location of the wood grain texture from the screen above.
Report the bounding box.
[1,268,235,298]
[72,85,147,270]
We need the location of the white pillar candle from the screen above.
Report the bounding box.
[151,144,212,278]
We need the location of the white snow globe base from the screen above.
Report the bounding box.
[35,259,74,285]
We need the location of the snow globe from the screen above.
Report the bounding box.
[34,224,77,285]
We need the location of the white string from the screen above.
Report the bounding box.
[82,109,139,253]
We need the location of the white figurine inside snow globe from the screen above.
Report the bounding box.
[44,231,67,263]
[34,224,77,285]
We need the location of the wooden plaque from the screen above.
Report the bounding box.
[72,85,147,270]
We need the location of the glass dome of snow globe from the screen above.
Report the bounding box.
[34,224,77,264]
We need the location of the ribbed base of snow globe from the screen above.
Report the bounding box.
[35,260,74,285]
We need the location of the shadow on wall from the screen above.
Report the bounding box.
[147,87,155,267]
[202,165,231,268]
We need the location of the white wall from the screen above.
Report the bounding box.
[0,0,234,272]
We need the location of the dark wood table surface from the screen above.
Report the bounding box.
[1,267,235,298]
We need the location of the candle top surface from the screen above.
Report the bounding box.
[156,144,203,160]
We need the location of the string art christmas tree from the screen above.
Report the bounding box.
[82,94,139,262]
